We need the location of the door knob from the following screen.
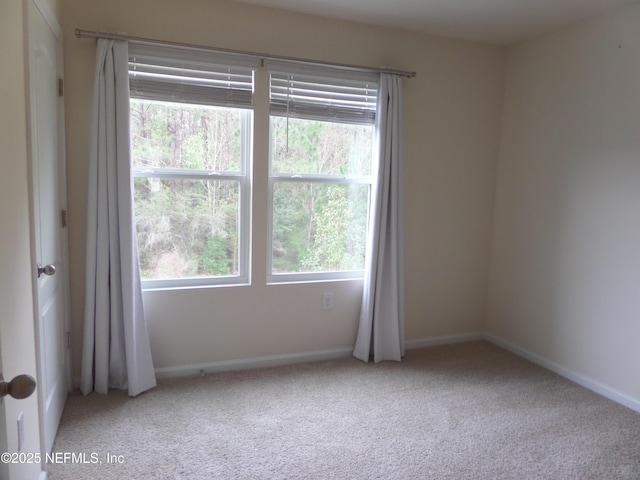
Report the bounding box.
[37,262,56,278]
[0,374,37,403]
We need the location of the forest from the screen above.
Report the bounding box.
[130,99,374,280]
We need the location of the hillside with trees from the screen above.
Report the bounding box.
[130,99,373,280]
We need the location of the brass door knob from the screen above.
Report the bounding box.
[0,374,37,401]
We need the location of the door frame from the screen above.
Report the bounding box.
[0,335,8,480]
[24,0,72,467]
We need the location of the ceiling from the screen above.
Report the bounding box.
[232,0,635,45]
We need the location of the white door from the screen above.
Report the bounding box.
[27,0,70,455]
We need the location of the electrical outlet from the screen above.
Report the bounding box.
[322,292,334,310]
[17,412,24,452]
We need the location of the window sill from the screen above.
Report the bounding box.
[141,276,250,292]
[267,271,364,285]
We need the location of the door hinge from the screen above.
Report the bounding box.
[58,78,64,97]
[61,209,67,228]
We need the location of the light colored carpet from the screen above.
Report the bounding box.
[48,341,640,479]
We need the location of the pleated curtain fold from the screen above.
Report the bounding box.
[80,38,156,397]
[353,73,405,363]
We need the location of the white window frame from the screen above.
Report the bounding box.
[132,109,252,289]
[267,173,373,284]
[128,44,257,289]
[266,66,379,284]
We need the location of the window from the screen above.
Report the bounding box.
[127,44,381,288]
[268,68,378,282]
[128,44,256,288]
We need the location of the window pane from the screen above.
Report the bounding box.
[272,182,369,274]
[134,178,240,280]
[130,99,244,172]
[271,117,373,176]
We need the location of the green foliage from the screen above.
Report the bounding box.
[200,235,231,275]
[271,117,373,176]
[300,185,368,272]
[130,99,374,280]
[131,100,242,280]
[270,117,373,274]
[272,182,369,274]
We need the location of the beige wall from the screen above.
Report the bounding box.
[0,0,59,478]
[488,2,640,402]
[61,0,505,375]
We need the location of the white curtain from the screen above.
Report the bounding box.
[353,74,405,363]
[80,39,157,397]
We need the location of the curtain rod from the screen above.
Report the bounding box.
[75,29,416,79]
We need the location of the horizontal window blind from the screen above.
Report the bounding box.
[129,43,256,108]
[270,71,378,125]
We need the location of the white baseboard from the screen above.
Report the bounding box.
[484,332,640,414]
[154,347,354,379]
[405,332,484,350]
[155,333,487,379]
[84,331,640,414]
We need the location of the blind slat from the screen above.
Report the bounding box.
[129,78,253,109]
[270,72,378,125]
[131,63,253,84]
[128,44,255,109]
